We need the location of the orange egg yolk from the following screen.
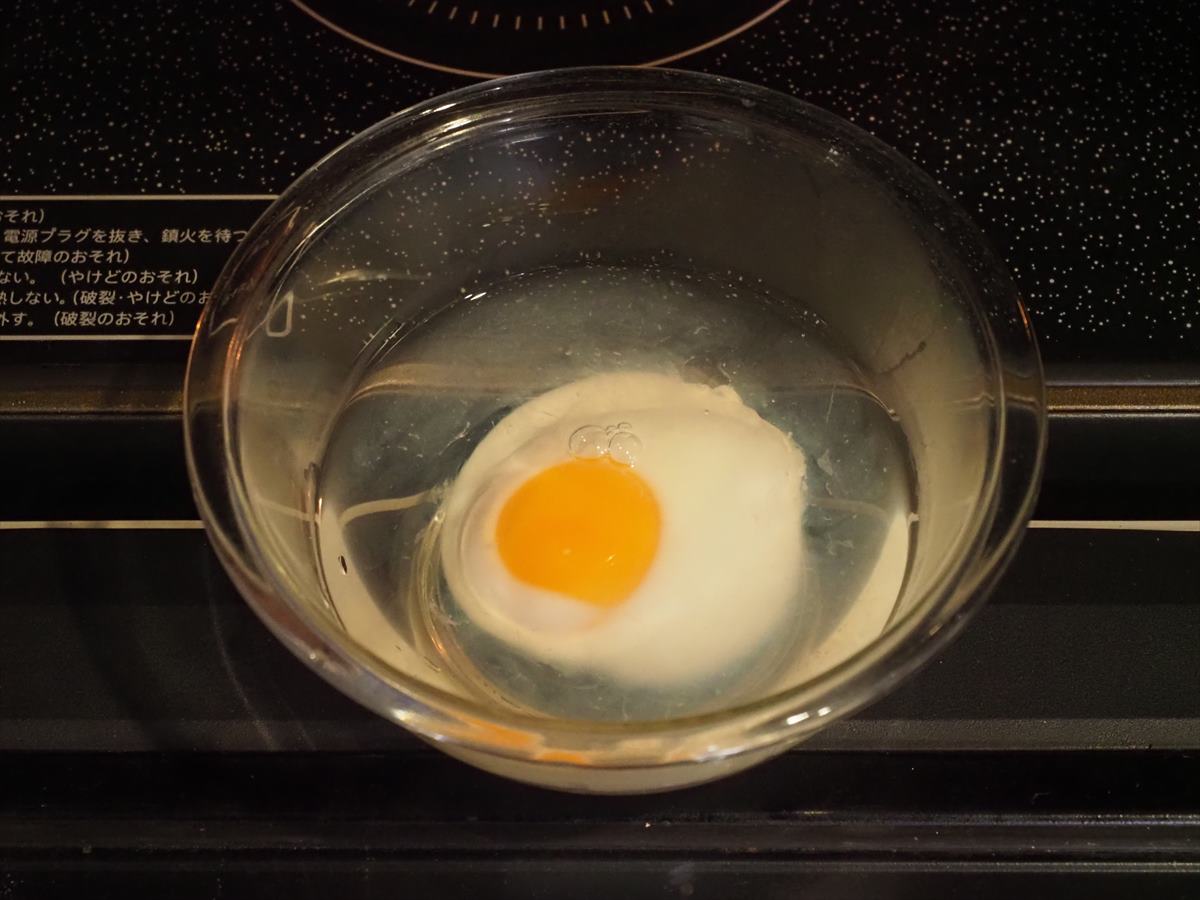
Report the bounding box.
[495,457,660,608]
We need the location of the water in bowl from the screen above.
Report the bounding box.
[314,263,915,722]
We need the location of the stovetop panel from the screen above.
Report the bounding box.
[2,0,1197,368]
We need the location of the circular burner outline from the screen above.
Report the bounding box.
[289,0,792,79]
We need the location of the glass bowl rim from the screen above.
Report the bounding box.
[186,65,1047,768]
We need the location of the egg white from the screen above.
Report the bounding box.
[438,371,807,687]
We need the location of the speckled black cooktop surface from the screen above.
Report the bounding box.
[2,0,1197,370]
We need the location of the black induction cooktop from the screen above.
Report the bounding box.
[1,2,1198,898]
[3,0,1198,371]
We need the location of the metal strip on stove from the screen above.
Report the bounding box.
[1,519,1196,531]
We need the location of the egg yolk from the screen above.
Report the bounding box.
[495,457,660,608]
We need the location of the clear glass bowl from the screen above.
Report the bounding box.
[184,68,1046,793]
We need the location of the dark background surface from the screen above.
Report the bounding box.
[1,1,1198,897]
[2,0,1198,367]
